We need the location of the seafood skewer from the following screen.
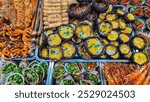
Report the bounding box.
[103,63,150,85]
[123,64,148,84]
[103,63,117,85]
[133,67,148,85]
[142,75,150,85]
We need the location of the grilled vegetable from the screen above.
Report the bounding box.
[130,6,143,17]
[98,21,112,36]
[105,44,117,56]
[53,66,65,80]
[72,75,82,84]
[85,37,104,57]
[82,62,98,71]
[23,68,39,85]
[75,21,92,39]
[32,64,45,83]
[119,33,130,43]
[84,71,100,85]
[49,46,63,61]
[18,61,27,73]
[5,73,24,85]
[61,77,75,85]
[133,52,148,65]
[58,25,74,40]
[39,62,49,73]
[119,43,130,55]
[65,63,80,75]
[107,30,119,41]
[2,62,17,75]
[48,33,62,47]
[133,18,145,31]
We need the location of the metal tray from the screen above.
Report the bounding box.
[36,5,131,63]
[128,6,150,31]
[46,62,109,85]
[0,59,50,85]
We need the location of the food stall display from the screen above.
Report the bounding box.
[51,62,101,85]
[103,62,150,85]
[0,0,149,85]
[38,0,149,66]
[0,0,39,61]
[0,60,49,85]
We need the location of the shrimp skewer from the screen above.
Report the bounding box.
[133,67,148,85]
[103,64,116,85]
[123,64,147,84]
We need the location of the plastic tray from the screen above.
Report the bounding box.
[46,62,105,85]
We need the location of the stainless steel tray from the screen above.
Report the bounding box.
[46,62,107,85]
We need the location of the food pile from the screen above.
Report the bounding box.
[0,60,48,85]
[52,62,101,85]
[43,0,69,29]
[0,0,38,60]
[103,62,150,85]
[38,0,149,65]
[0,0,149,86]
